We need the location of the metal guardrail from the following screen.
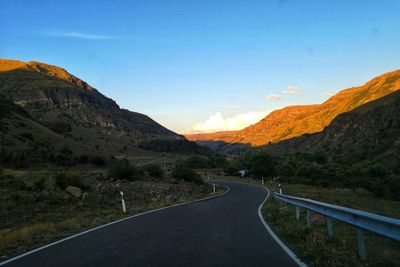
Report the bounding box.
[273,192,400,259]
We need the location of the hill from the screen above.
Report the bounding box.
[0,59,208,165]
[260,89,400,165]
[186,69,400,147]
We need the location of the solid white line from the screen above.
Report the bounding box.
[257,186,308,267]
[0,185,230,266]
[212,180,307,267]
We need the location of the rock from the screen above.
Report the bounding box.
[82,193,89,200]
[65,186,82,198]
[165,194,177,202]
[312,214,326,226]
[96,183,103,192]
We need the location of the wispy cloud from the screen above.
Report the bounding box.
[183,110,271,134]
[283,85,301,95]
[38,30,176,44]
[40,31,116,40]
[266,94,283,101]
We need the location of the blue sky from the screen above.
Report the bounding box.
[1,0,400,133]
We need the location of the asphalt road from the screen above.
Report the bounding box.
[2,180,298,267]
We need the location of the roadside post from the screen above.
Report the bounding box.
[213,184,216,194]
[120,191,126,213]
[278,184,282,195]
[261,177,264,185]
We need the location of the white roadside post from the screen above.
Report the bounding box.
[278,184,285,206]
[213,184,216,194]
[262,176,264,185]
[120,191,126,213]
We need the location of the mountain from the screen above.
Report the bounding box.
[260,89,400,164]
[0,59,205,163]
[186,69,400,147]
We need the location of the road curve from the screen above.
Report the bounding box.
[2,180,298,267]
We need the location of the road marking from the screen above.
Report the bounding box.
[257,186,308,267]
[0,185,230,266]
[211,180,307,267]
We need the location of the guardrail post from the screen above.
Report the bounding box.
[357,228,366,260]
[296,206,300,221]
[327,217,333,239]
[306,210,312,228]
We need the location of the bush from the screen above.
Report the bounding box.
[250,154,277,178]
[78,155,106,166]
[18,132,34,141]
[171,167,203,184]
[33,177,46,191]
[223,161,241,176]
[109,159,137,180]
[142,164,164,179]
[55,173,88,189]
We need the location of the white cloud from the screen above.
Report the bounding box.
[266,94,283,101]
[183,110,271,134]
[40,31,114,40]
[324,92,335,97]
[283,85,301,95]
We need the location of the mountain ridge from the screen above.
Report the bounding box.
[186,69,400,147]
[0,59,208,163]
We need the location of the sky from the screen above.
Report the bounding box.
[1,0,400,134]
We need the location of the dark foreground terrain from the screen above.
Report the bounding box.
[1,181,298,267]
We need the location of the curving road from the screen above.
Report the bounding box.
[1,180,299,267]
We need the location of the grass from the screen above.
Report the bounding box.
[209,174,400,266]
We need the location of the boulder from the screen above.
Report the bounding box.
[165,194,177,202]
[65,186,82,198]
[312,214,326,226]
[96,183,104,192]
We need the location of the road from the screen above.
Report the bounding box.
[2,180,299,267]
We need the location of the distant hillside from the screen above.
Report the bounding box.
[0,59,207,163]
[261,89,400,165]
[186,69,400,147]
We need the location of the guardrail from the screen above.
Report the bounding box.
[273,192,400,260]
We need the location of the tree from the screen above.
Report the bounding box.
[250,154,277,178]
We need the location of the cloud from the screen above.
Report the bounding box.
[283,85,301,95]
[38,31,177,44]
[40,31,114,40]
[266,94,283,101]
[324,92,335,97]
[183,110,271,134]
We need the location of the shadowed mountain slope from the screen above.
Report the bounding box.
[0,59,208,160]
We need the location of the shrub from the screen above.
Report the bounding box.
[55,173,88,189]
[109,159,137,180]
[223,161,241,176]
[33,177,46,191]
[0,175,27,190]
[142,164,164,179]
[18,132,34,141]
[250,154,277,178]
[78,155,106,166]
[171,167,203,184]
